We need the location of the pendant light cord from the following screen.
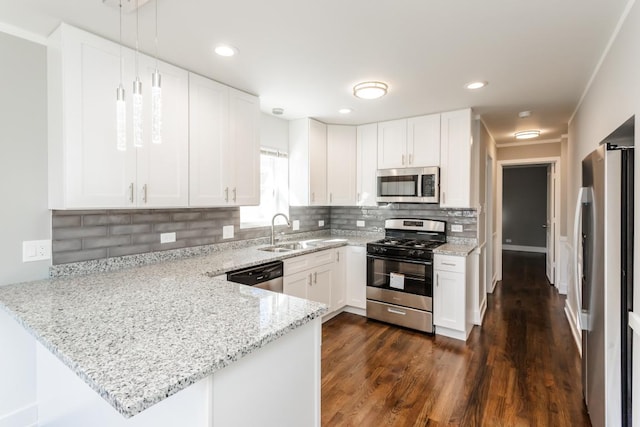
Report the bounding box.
[119,0,123,84]
[155,0,159,68]
[135,0,139,78]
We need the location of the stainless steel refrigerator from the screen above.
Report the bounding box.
[578,121,634,427]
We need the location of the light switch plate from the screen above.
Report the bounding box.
[160,232,176,243]
[451,224,463,233]
[22,240,51,262]
[318,220,325,227]
[356,220,365,227]
[223,225,234,239]
[292,220,300,231]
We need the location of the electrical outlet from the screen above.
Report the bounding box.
[318,220,325,227]
[292,220,300,231]
[160,232,176,243]
[22,240,51,262]
[356,220,365,227]
[506,238,512,243]
[223,225,234,239]
[451,224,463,233]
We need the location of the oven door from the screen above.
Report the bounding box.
[366,255,432,298]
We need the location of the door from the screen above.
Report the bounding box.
[308,265,332,306]
[229,88,260,206]
[356,123,378,206]
[545,164,556,283]
[327,125,357,206]
[433,270,464,330]
[188,73,229,206]
[440,109,472,208]
[407,114,440,167]
[308,119,327,205]
[331,248,347,311]
[377,119,407,169]
[346,246,367,309]
[283,270,311,300]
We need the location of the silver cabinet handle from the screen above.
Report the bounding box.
[142,184,148,204]
[329,193,332,204]
[357,192,360,203]
[442,191,446,204]
[308,273,312,286]
[311,192,315,203]
[225,187,229,202]
[314,272,317,284]
[408,153,412,165]
[129,183,134,203]
[337,251,340,262]
[442,262,456,266]
[387,308,406,316]
[401,154,405,165]
[233,188,237,202]
[436,273,439,287]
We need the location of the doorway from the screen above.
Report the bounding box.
[496,157,561,287]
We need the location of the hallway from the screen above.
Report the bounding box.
[321,251,590,426]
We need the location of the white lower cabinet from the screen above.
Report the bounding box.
[331,247,347,311]
[433,254,473,340]
[345,246,366,310]
[283,249,334,309]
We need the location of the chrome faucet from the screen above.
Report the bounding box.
[271,213,291,246]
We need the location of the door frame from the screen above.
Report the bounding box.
[496,156,561,287]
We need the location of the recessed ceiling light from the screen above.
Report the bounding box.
[353,81,388,99]
[214,45,238,57]
[465,81,487,90]
[515,130,541,139]
[339,108,353,114]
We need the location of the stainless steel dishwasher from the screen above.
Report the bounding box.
[226,260,284,293]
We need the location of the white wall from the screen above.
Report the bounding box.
[260,113,289,152]
[0,31,50,425]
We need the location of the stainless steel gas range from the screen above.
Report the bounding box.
[366,218,446,333]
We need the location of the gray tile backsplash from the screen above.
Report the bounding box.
[51,204,475,265]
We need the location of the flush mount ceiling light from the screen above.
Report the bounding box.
[465,81,487,90]
[353,81,388,99]
[272,107,284,115]
[515,130,541,140]
[338,108,353,114]
[214,45,238,57]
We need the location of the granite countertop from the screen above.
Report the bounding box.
[433,243,477,256]
[0,235,376,418]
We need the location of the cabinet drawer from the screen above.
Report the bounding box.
[366,300,433,333]
[434,254,465,273]
[284,249,334,276]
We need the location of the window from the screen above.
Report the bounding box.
[240,148,289,228]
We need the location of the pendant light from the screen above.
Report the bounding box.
[116,0,126,151]
[132,0,143,148]
[151,0,162,144]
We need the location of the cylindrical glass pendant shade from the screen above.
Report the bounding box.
[132,78,143,148]
[116,85,126,151]
[151,70,162,144]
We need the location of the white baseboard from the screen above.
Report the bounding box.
[0,403,38,427]
[564,301,582,356]
[342,306,366,317]
[473,297,487,325]
[489,273,498,293]
[502,244,547,254]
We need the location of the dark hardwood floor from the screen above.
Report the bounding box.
[321,251,591,426]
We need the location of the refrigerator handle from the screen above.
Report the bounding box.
[573,187,588,330]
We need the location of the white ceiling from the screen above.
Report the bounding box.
[0,0,631,144]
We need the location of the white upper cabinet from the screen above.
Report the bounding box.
[440,108,473,208]
[356,123,377,206]
[377,114,440,169]
[327,125,356,206]
[188,73,229,206]
[377,119,407,169]
[407,114,440,168]
[48,24,190,209]
[189,75,260,207]
[289,118,328,206]
[137,54,189,207]
[228,88,260,206]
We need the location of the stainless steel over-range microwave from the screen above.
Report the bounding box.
[376,167,439,203]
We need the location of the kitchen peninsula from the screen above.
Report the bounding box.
[0,242,339,426]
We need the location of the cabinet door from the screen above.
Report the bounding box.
[283,270,311,300]
[356,123,378,206]
[346,246,366,309]
[309,119,328,205]
[188,73,230,206]
[50,24,137,208]
[377,119,407,169]
[440,109,472,208]
[327,125,356,206]
[433,269,465,330]
[137,56,189,207]
[331,248,347,311]
[229,88,260,206]
[309,265,332,306]
[407,114,440,167]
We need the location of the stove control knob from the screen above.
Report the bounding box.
[408,250,416,257]
[415,250,424,257]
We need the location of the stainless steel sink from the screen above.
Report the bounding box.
[259,246,294,253]
[258,241,319,252]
